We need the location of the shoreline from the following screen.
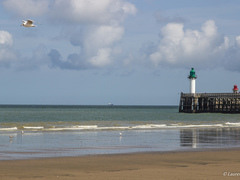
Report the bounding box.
[2,146,240,161]
[1,148,240,180]
[1,127,240,160]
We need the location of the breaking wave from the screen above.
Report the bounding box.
[0,122,240,132]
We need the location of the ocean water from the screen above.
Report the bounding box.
[0,105,240,160]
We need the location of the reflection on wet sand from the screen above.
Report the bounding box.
[180,128,240,148]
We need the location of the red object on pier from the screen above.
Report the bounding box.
[233,84,239,93]
[233,84,239,91]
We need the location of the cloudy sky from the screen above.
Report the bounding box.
[0,0,240,105]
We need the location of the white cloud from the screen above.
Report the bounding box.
[49,25,124,69]
[82,25,124,67]
[201,20,217,37]
[2,0,49,17]
[89,48,112,67]
[50,0,137,24]
[0,31,49,70]
[222,36,240,71]
[3,0,136,24]
[0,31,50,70]
[3,0,137,70]
[0,30,16,63]
[235,36,240,48]
[149,20,229,68]
[87,25,124,48]
[0,30,13,46]
[48,1,133,69]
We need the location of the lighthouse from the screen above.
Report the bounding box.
[233,84,239,93]
[188,68,197,94]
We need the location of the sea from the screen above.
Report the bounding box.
[0,105,240,160]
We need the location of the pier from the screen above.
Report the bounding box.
[179,93,240,113]
[179,68,240,113]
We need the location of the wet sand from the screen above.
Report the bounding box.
[1,149,240,180]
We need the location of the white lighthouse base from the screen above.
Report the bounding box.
[190,79,196,94]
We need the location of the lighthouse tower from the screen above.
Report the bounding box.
[233,84,239,93]
[188,68,197,94]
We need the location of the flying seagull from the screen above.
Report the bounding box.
[21,19,36,27]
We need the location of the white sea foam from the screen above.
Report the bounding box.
[23,126,44,129]
[62,125,98,130]
[59,126,130,131]
[225,122,240,126]
[44,128,64,131]
[170,124,179,126]
[44,125,98,131]
[181,124,224,128]
[76,125,98,129]
[132,124,167,129]
[2,123,240,133]
[33,123,227,131]
[0,127,18,131]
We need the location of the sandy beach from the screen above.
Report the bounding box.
[1,149,240,180]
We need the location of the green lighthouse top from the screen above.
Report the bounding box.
[188,68,197,79]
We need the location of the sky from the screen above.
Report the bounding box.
[1,0,240,105]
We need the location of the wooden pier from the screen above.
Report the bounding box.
[179,92,240,113]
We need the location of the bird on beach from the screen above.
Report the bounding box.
[21,19,36,27]
[119,132,122,136]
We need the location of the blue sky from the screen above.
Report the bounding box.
[0,0,240,105]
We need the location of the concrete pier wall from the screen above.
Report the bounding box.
[179,93,240,113]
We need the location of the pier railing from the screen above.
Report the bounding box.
[181,93,240,98]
